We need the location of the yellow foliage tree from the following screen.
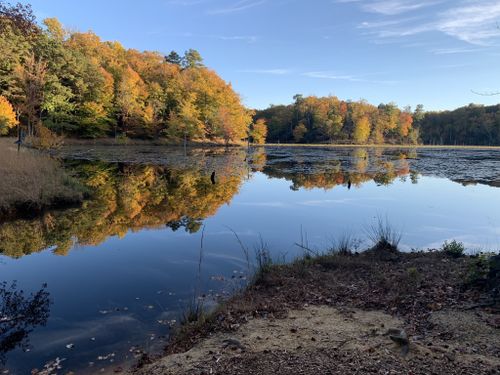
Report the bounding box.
[353,116,371,144]
[251,118,268,144]
[167,93,204,144]
[0,96,18,135]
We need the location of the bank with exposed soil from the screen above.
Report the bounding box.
[135,247,500,375]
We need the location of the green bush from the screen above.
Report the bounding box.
[441,240,465,258]
[466,254,492,285]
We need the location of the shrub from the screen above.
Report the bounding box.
[441,240,465,258]
[179,298,206,326]
[466,254,491,285]
[330,233,354,255]
[366,215,402,252]
[27,126,64,150]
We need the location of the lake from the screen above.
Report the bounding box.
[1,145,499,374]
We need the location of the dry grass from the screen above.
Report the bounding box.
[0,139,85,217]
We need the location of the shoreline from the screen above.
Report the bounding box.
[259,143,500,150]
[6,137,498,149]
[134,248,500,375]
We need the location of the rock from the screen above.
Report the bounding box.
[222,338,245,351]
[387,328,410,356]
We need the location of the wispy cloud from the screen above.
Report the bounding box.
[362,0,440,15]
[303,71,364,82]
[303,71,399,84]
[167,0,211,5]
[239,68,292,75]
[430,47,480,55]
[355,0,500,45]
[235,201,288,207]
[216,35,258,43]
[208,0,266,15]
[435,1,500,44]
[148,31,258,43]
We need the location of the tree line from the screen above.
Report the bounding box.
[0,1,264,143]
[2,2,498,146]
[255,95,419,145]
[255,95,500,145]
[418,104,500,146]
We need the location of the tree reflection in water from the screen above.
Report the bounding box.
[5,146,492,259]
[0,282,51,364]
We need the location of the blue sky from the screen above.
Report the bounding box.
[22,0,500,110]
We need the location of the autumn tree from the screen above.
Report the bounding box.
[115,67,146,136]
[353,116,371,143]
[0,1,38,107]
[256,95,422,145]
[398,109,413,138]
[0,95,18,135]
[15,53,47,136]
[293,123,307,143]
[0,9,261,143]
[182,49,203,69]
[250,118,267,144]
[167,93,204,145]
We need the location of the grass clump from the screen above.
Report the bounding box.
[330,233,355,255]
[179,298,207,326]
[441,240,465,258]
[0,139,86,217]
[366,215,401,253]
[253,237,273,282]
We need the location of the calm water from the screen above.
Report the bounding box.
[1,146,500,374]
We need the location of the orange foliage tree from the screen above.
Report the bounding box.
[0,96,18,135]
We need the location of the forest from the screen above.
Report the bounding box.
[0,1,257,143]
[255,95,419,145]
[1,1,500,146]
[418,104,500,146]
[256,97,500,146]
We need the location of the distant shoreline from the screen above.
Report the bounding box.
[26,137,500,149]
[259,143,500,150]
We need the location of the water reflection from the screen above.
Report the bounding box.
[264,148,415,191]
[0,159,247,258]
[0,282,51,364]
[2,146,500,258]
[0,146,499,373]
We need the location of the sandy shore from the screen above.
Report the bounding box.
[133,249,499,374]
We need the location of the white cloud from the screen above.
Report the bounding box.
[430,47,480,54]
[435,1,500,44]
[216,35,258,43]
[303,71,364,82]
[357,0,500,45]
[362,0,440,15]
[208,0,266,15]
[167,0,211,5]
[235,201,289,207]
[239,68,292,75]
[154,31,258,43]
[303,71,399,84]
